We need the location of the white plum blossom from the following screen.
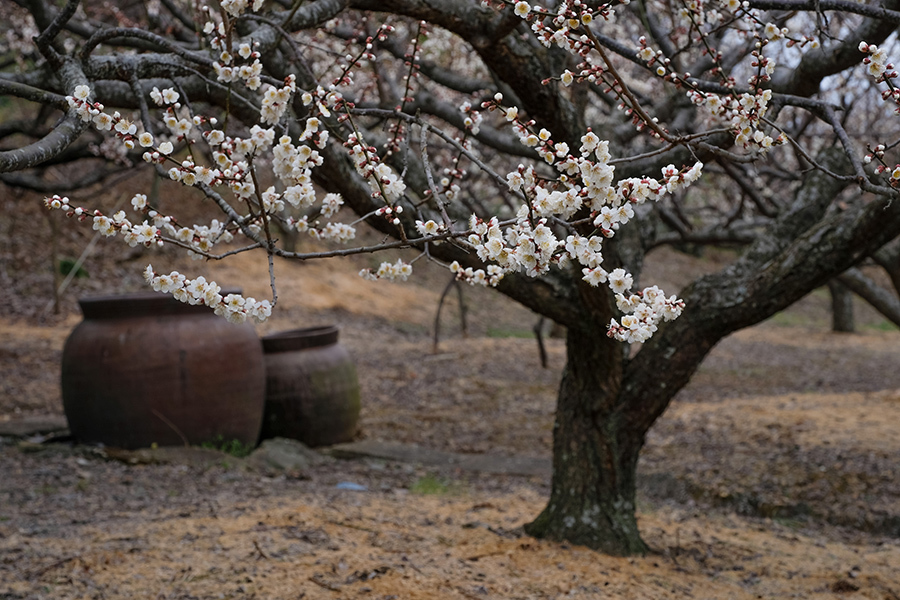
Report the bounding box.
[123,222,159,247]
[320,193,344,218]
[72,85,90,101]
[449,261,505,287]
[359,259,413,282]
[313,222,356,243]
[582,266,609,287]
[346,133,406,201]
[50,4,717,345]
[114,119,137,136]
[415,220,442,236]
[131,194,148,211]
[92,215,116,237]
[860,42,895,84]
[142,267,271,323]
[607,285,685,343]
[607,268,634,294]
[260,75,296,124]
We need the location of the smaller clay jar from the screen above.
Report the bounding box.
[261,325,360,447]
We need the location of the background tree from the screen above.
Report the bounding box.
[3,0,900,556]
[834,238,900,330]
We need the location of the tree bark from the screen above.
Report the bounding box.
[524,325,648,556]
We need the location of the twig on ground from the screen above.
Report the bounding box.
[325,518,379,534]
[252,539,268,560]
[25,555,81,579]
[308,574,341,591]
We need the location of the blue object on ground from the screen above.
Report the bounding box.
[335,481,368,491]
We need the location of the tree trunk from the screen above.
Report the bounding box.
[838,267,900,328]
[873,240,900,294]
[525,327,648,555]
[828,279,855,333]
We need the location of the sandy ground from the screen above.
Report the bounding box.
[2,189,900,598]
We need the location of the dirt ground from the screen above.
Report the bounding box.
[2,188,900,598]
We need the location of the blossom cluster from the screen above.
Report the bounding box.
[171,219,234,258]
[859,42,895,82]
[143,266,272,323]
[260,75,297,125]
[459,101,483,135]
[688,87,782,151]
[512,1,602,51]
[345,133,407,202]
[467,155,701,295]
[197,0,267,88]
[301,85,346,121]
[468,213,560,278]
[636,31,784,153]
[450,260,505,287]
[212,42,264,91]
[860,43,900,189]
[860,42,900,121]
[608,285,685,343]
[67,80,351,251]
[44,195,161,248]
[52,0,715,344]
[219,0,264,17]
[465,92,701,330]
[358,259,414,282]
[58,77,362,318]
[67,85,158,152]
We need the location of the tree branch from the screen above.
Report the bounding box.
[0,58,90,173]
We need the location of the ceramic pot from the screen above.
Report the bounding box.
[261,325,360,446]
[61,292,265,449]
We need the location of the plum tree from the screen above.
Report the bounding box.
[3,0,900,555]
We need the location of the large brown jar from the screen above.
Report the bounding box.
[261,325,360,447]
[61,292,265,449]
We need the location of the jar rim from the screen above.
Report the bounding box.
[262,325,339,352]
[78,289,241,319]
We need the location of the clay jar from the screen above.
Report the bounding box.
[260,325,360,447]
[61,292,265,449]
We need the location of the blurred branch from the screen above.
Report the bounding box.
[0,80,67,110]
[748,0,900,23]
[0,167,120,192]
[838,267,900,328]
